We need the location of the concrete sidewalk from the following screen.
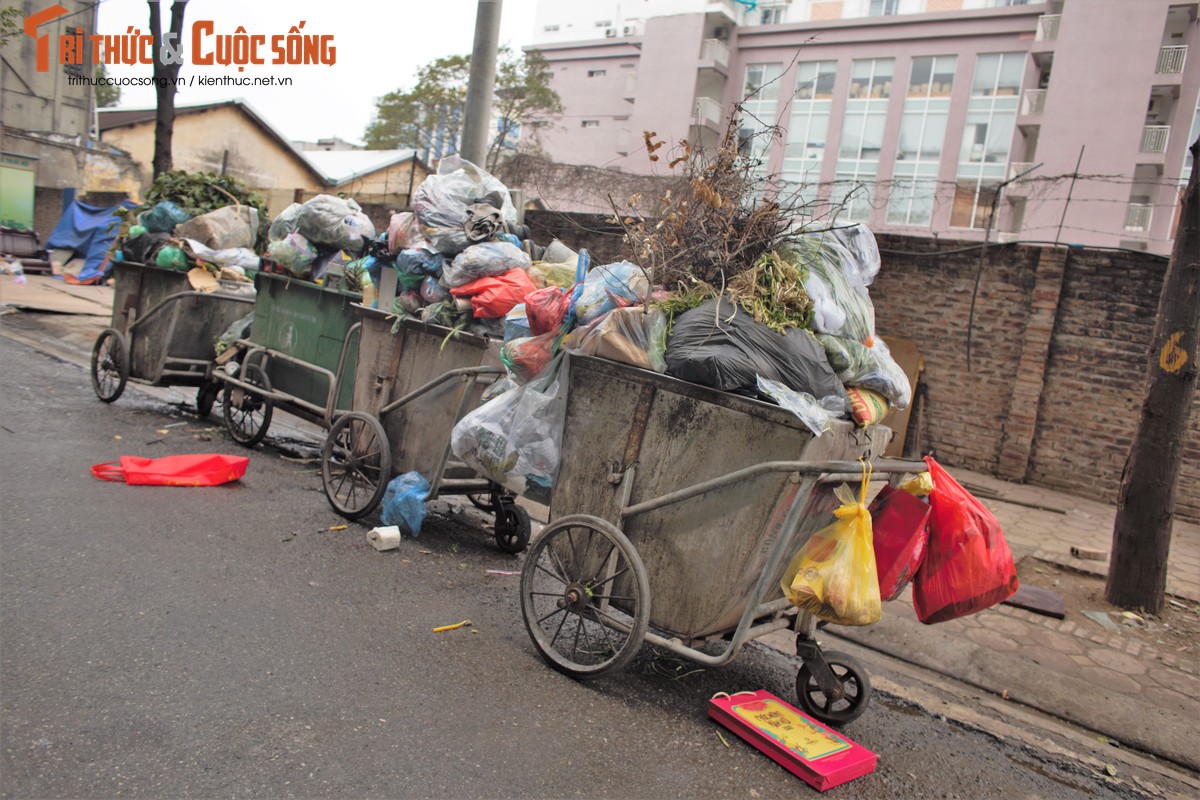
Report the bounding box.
[3,272,1198,774]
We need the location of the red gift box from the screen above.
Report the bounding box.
[708,690,877,791]
[869,484,931,601]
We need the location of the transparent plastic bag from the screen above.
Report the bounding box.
[295,195,375,254]
[443,241,531,288]
[268,203,303,241]
[267,231,318,276]
[450,357,569,495]
[564,306,666,372]
[387,211,427,254]
[527,260,576,289]
[412,155,516,255]
[501,332,561,384]
[817,334,911,409]
[755,375,845,436]
[792,233,876,346]
[780,470,881,626]
[573,260,649,325]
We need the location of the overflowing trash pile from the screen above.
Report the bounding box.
[262,194,376,290]
[422,145,912,496]
[113,171,265,285]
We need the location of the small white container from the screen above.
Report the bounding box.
[367,525,402,551]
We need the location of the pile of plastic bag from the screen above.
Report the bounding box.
[263,194,375,283]
[116,199,259,283]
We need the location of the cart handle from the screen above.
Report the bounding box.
[126,290,254,336]
[620,458,926,521]
[377,365,505,418]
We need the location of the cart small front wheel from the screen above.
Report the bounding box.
[90,328,129,403]
[520,514,650,680]
[222,363,273,447]
[321,412,392,520]
[494,502,530,554]
[796,650,871,725]
[195,382,218,417]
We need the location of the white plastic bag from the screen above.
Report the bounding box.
[413,156,517,255]
[450,357,569,495]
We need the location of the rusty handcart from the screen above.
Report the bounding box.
[89,260,255,413]
[518,354,923,725]
[212,270,362,447]
[317,307,532,553]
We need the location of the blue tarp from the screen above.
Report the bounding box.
[46,199,137,283]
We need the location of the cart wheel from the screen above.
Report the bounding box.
[90,328,129,403]
[321,412,392,520]
[795,650,871,725]
[222,363,273,447]
[520,514,650,680]
[494,502,530,554]
[195,382,218,417]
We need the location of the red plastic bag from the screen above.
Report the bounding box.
[912,457,1018,623]
[868,484,930,601]
[449,268,537,319]
[501,331,561,384]
[524,286,570,336]
[92,454,249,486]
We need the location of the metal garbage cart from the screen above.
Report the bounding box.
[89,260,255,414]
[213,269,362,447]
[318,307,532,553]
[519,353,923,724]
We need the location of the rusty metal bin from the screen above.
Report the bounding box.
[89,260,255,409]
[549,354,891,641]
[320,308,531,551]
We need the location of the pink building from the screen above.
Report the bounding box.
[528,0,1200,255]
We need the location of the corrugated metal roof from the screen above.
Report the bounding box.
[301,149,418,185]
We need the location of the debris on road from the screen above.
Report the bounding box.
[433,620,471,633]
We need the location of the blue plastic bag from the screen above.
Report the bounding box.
[380,471,431,536]
[504,304,531,342]
[138,201,192,233]
[573,260,649,326]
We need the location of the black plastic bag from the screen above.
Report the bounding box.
[665,298,847,402]
[121,232,171,264]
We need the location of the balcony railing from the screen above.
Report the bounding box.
[1021,89,1047,116]
[693,96,723,125]
[699,38,730,68]
[1156,46,1188,74]
[1124,203,1153,232]
[1035,14,1060,42]
[1141,125,1170,154]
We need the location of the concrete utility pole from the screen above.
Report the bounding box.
[1106,137,1199,614]
[459,0,503,167]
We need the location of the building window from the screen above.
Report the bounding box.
[869,0,900,16]
[581,120,600,128]
[587,69,607,78]
[888,55,956,227]
[542,25,559,32]
[760,8,784,24]
[836,58,894,223]
[953,52,1024,228]
[783,61,837,208]
[741,62,785,177]
[594,20,613,27]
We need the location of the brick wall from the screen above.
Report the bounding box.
[519,215,1200,519]
[33,188,66,246]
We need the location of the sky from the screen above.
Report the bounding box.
[95,0,539,145]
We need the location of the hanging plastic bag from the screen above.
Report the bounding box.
[817,334,911,409]
[501,331,561,384]
[563,305,667,372]
[780,466,881,626]
[380,471,431,536]
[912,457,1018,624]
[868,485,931,602]
[91,454,249,487]
[449,268,537,318]
[450,356,569,495]
[755,375,845,436]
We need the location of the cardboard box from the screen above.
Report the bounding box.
[708,690,876,791]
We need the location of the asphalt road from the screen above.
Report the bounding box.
[0,334,1150,799]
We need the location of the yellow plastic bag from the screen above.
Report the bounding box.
[899,471,934,498]
[780,468,881,626]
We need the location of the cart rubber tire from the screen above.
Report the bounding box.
[795,650,871,725]
[321,412,392,520]
[494,502,530,554]
[195,382,218,417]
[90,328,129,403]
[222,363,273,447]
[520,514,650,680]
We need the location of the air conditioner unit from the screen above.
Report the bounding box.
[623,24,640,36]
[1147,96,1165,116]
[605,27,617,37]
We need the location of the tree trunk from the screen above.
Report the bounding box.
[149,1,187,181]
[1106,137,1200,613]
